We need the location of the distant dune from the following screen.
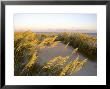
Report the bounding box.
[15,28,97,33]
[32,28,97,33]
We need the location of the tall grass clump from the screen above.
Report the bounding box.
[41,48,87,76]
[14,31,39,75]
[58,32,97,60]
[14,30,60,75]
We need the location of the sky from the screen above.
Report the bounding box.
[14,13,97,33]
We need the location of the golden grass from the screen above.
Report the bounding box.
[14,30,87,76]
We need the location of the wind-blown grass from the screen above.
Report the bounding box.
[58,32,97,60]
[14,31,87,76]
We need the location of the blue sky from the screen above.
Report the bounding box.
[14,13,97,32]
